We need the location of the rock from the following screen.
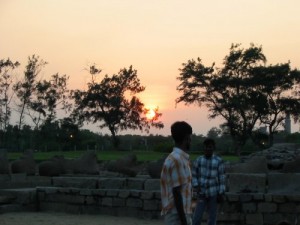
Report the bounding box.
[72,151,99,175]
[147,157,166,178]
[10,150,36,175]
[38,155,67,176]
[106,154,138,177]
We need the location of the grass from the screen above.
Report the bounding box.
[7,150,239,163]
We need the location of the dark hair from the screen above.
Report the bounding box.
[171,121,192,144]
[203,138,215,146]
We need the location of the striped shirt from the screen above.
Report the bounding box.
[192,154,225,197]
[160,147,193,215]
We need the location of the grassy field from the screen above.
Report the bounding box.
[7,150,239,162]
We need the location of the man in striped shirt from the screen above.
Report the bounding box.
[160,121,193,225]
[192,138,225,225]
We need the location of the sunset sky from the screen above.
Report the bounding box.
[1,0,300,136]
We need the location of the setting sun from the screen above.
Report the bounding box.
[145,108,156,120]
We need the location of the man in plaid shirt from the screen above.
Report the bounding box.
[192,138,226,225]
[160,121,193,225]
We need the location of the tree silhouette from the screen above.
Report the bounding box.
[71,64,164,148]
[177,43,300,154]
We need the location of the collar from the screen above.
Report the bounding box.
[173,147,190,160]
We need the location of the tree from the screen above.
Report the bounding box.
[251,64,300,146]
[71,65,164,148]
[0,58,20,131]
[13,55,47,130]
[30,73,70,128]
[13,55,70,130]
[207,127,222,139]
[176,43,298,155]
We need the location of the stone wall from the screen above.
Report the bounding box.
[1,174,300,225]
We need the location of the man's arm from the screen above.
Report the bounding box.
[173,186,187,225]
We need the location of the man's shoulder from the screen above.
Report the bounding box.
[213,155,224,162]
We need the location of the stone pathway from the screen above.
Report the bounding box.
[0,212,164,225]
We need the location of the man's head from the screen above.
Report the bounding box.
[171,121,193,151]
[203,138,215,158]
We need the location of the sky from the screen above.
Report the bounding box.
[1,0,300,136]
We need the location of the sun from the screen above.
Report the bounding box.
[145,108,156,120]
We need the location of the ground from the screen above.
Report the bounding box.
[0,212,164,225]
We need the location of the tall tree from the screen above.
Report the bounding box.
[252,64,300,145]
[0,58,20,131]
[176,43,269,155]
[29,73,70,129]
[13,55,47,130]
[177,43,300,154]
[71,65,164,148]
[13,55,70,130]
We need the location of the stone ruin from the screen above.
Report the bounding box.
[1,150,148,178]
[229,143,300,173]
[1,144,300,224]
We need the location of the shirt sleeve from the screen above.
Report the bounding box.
[191,159,199,187]
[218,159,226,194]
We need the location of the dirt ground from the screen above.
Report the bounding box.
[0,212,165,225]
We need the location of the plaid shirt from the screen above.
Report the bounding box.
[160,147,193,215]
[192,154,225,197]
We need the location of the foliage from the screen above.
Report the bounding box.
[70,65,164,148]
[13,55,70,130]
[176,43,300,155]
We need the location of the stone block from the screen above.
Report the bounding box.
[285,194,300,202]
[140,191,154,199]
[263,213,283,225]
[272,195,286,203]
[0,174,11,182]
[106,189,119,197]
[278,203,297,213]
[240,194,252,202]
[98,178,126,189]
[118,190,130,198]
[268,173,300,194]
[144,179,160,191]
[52,177,98,188]
[242,203,256,213]
[143,199,159,210]
[245,213,263,225]
[126,198,143,208]
[226,192,239,202]
[257,202,277,213]
[227,173,267,193]
[45,193,85,204]
[101,197,113,206]
[127,178,146,190]
[130,190,140,197]
[112,198,126,207]
[10,173,27,182]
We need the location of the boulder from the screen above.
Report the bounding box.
[10,150,36,175]
[106,154,138,177]
[226,156,268,173]
[147,156,166,178]
[38,155,67,176]
[72,151,99,175]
